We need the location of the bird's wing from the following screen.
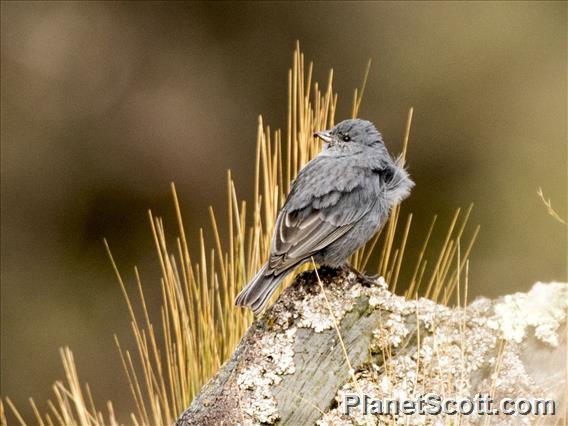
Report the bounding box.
[268,157,378,274]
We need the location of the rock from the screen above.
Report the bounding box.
[175,269,567,425]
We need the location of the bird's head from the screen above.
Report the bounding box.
[313,119,384,148]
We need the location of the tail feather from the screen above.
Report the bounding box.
[235,263,286,314]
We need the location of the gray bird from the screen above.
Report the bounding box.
[235,118,414,314]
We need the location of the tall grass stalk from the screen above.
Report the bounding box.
[4,42,477,426]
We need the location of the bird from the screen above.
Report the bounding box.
[235,118,414,314]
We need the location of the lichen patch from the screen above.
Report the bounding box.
[494,281,567,347]
[236,317,297,423]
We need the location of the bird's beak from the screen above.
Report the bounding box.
[313,130,333,144]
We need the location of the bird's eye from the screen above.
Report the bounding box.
[343,134,351,142]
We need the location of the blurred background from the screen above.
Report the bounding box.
[1,1,566,423]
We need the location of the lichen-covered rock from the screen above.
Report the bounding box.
[320,281,566,425]
[236,326,297,423]
[175,271,566,426]
[494,281,567,346]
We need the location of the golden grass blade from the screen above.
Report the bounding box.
[29,399,45,426]
[352,59,372,119]
[390,213,413,293]
[406,215,437,298]
[311,258,363,399]
[5,398,26,426]
[537,187,566,225]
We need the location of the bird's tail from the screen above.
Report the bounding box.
[235,263,286,315]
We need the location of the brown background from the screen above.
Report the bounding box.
[1,1,566,423]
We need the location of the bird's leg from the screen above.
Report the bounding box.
[342,264,379,286]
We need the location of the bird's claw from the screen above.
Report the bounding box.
[342,265,379,286]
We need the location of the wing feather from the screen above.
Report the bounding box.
[266,154,384,274]
[268,185,375,273]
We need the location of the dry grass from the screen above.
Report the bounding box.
[3,42,479,426]
[537,187,566,225]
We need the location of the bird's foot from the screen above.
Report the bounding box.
[342,264,379,286]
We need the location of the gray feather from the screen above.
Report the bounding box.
[235,118,415,314]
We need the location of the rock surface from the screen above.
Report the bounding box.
[175,269,567,425]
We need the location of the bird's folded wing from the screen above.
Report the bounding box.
[268,186,375,274]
